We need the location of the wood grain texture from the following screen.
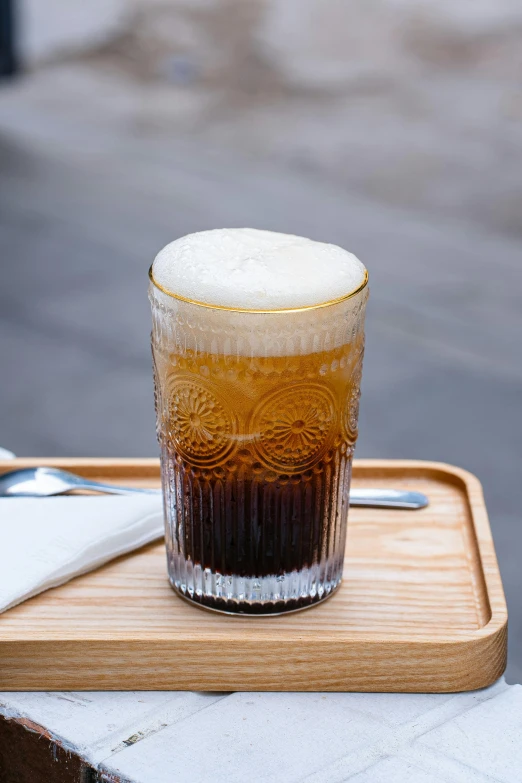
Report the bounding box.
[0,459,507,692]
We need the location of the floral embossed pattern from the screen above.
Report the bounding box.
[343,347,364,443]
[152,355,163,442]
[167,375,236,466]
[252,382,336,472]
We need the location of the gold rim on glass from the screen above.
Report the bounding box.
[148,265,368,314]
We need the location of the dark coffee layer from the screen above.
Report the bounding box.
[162,445,352,580]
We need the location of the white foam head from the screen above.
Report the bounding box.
[152,228,366,310]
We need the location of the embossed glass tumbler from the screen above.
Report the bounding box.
[149,251,368,615]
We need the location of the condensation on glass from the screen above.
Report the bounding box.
[149,280,368,614]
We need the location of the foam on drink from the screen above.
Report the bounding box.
[152,228,366,311]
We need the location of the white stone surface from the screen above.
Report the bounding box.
[1,679,520,782]
[348,757,447,783]
[102,691,390,783]
[419,685,522,783]
[0,691,226,765]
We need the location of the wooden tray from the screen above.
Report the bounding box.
[0,459,507,692]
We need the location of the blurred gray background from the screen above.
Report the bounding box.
[0,0,521,681]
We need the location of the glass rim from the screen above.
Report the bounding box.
[148,265,368,314]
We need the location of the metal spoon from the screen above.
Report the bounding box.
[0,467,159,497]
[0,467,428,508]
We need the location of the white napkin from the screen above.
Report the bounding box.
[0,496,164,613]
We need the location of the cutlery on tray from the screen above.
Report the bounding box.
[0,467,428,509]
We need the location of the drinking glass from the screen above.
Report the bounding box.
[149,268,368,614]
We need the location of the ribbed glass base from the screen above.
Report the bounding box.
[167,557,343,615]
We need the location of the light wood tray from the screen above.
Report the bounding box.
[0,459,507,692]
